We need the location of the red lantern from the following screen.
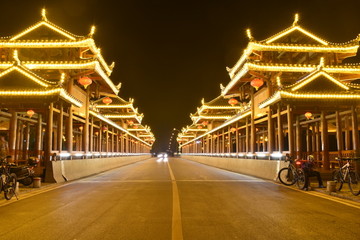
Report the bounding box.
[102,97,112,105]
[127,120,134,126]
[305,112,312,120]
[78,76,92,89]
[133,125,139,129]
[230,127,237,133]
[250,78,264,90]
[228,98,239,106]
[202,121,209,126]
[26,110,35,118]
[197,125,203,129]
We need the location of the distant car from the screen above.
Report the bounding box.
[157,152,168,158]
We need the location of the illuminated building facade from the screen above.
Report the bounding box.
[0,9,154,179]
[178,14,360,170]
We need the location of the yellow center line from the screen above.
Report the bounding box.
[166,158,184,240]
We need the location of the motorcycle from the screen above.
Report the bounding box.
[9,157,39,186]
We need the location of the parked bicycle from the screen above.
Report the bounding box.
[0,156,17,200]
[332,157,360,196]
[278,155,306,190]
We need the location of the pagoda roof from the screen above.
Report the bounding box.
[89,110,152,147]
[0,63,82,107]
[0,9,118,94]
[259,68,360,108]
[179,109,252,147]
[93,96,133,108]
[223,14,360,96]
[222,59,360,96]
[197,95,242,113]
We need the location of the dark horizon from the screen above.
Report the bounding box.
[1,0,360,152]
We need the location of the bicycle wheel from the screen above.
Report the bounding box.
[348,171,360,196]
[296,169,306,190]
[278,167,296,186]
[332,170,343,191]
[4,173,17,200]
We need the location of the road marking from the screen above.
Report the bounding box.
[275,182,360,209]
[0,182,73,207]
[79,179,264,183]
[167,159,183,240]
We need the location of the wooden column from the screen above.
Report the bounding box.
[235,122,239,153]
[82,89,90,153]
[35,114,43,160]
[267,108,274,155]
[287,105,294,157]
[277,104,283,153]
[57,104,63,152]
[321,111,330,170]
[111,128,114,152]
[17,121,23,162]
[66,106,73,153]
[345,116,351,150]
[351,106,360,157]
[25,122,30,160]
[250,89,256,154]
[335,111,343,158]
[245,118,249,153]
[306,124,311,154]
[98,122,102,154]
[228,127,231,153]
[222,129,225,153]
[311,124,316,158]
[89,117,94,152]
[45,103,54,162]
[315,122,321,161]
[295,116,301,159]
[116,130,119,153]
[105,127,109,153]
[9,111,18,162]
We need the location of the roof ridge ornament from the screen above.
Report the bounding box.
[276,76,282,88]
[41,8,47,21]
[246,29,254,41]
[110,62,115,70]
[13,50,20,65]
[318,57,325,70]
[293,13,299,26]
[115,82,122,90]
[220,83,225,91]
[89,25,96,37]
[60,73,65,86]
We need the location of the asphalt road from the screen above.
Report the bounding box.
[0,157,359,240]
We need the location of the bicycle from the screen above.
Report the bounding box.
[278,155,306,190]
[332,157,360,196]
[0,156,18,200]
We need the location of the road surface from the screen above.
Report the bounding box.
[0,157,359,240]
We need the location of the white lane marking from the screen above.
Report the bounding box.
[0,182,74,207]
[275,182,360,210]
[166,159,183,240]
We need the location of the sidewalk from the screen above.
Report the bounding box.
[305,171,360,203]
[0,181,57,202]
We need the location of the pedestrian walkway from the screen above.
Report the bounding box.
[296,171,360,203]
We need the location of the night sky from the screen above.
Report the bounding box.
[1,0,360,152]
